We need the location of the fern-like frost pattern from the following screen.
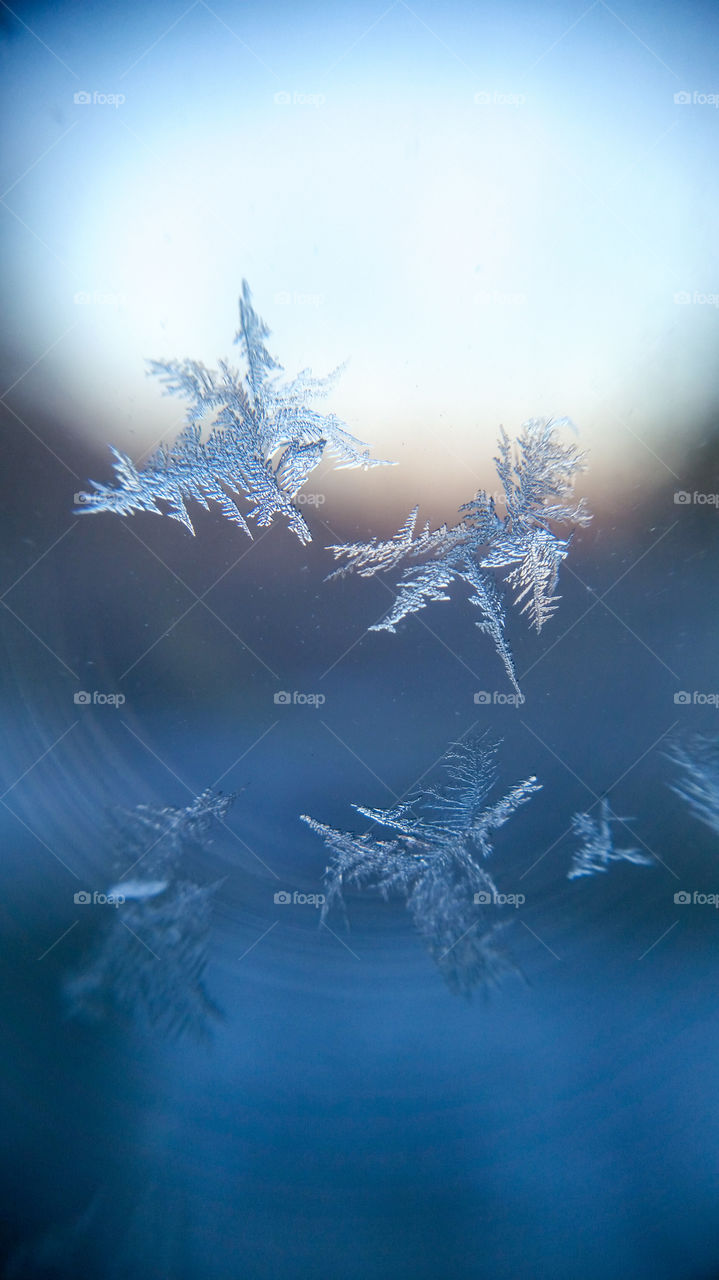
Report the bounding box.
[328,417,590,692]
[77,281,391,542]
[64,790,234,1037]
[568,798,654,879]
[302,737,540,995]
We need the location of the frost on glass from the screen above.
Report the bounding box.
[302,737,540,995]
[76,281,391,542]
[64,790,234,1037]
[568,798,654,879]
[667,736,719,836]
[327,417,591,693]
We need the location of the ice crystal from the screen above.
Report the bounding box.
[301,737,540,994]
[64,790,234,1037]
[568,798,654,879]
[327,417,590,692]
[76,281,391,542]
[667,736,719,836]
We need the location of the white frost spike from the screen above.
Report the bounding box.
[568,798,654,879]
[273,440,325,499]
[107,879,169,900]
[77,281,393,540]
[302,736,540,995]
[666,737,719,837]
[482,526,570,633]
[328,418,590,692]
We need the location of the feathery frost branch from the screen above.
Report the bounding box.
[666,736,719,836]
[302,737,540,994]
[77,281,392,542]
[328,417,590,692]
[568,798,654,879]
[64,790,234,1038]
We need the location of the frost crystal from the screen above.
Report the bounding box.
[64,790,234,1037]
[77,281,391,542]
[667,736,719,836]
[568,798,654,879]
[327,417,590,692]
[301,737,540,994]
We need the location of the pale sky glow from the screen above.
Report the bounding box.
[2,0,718,518]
